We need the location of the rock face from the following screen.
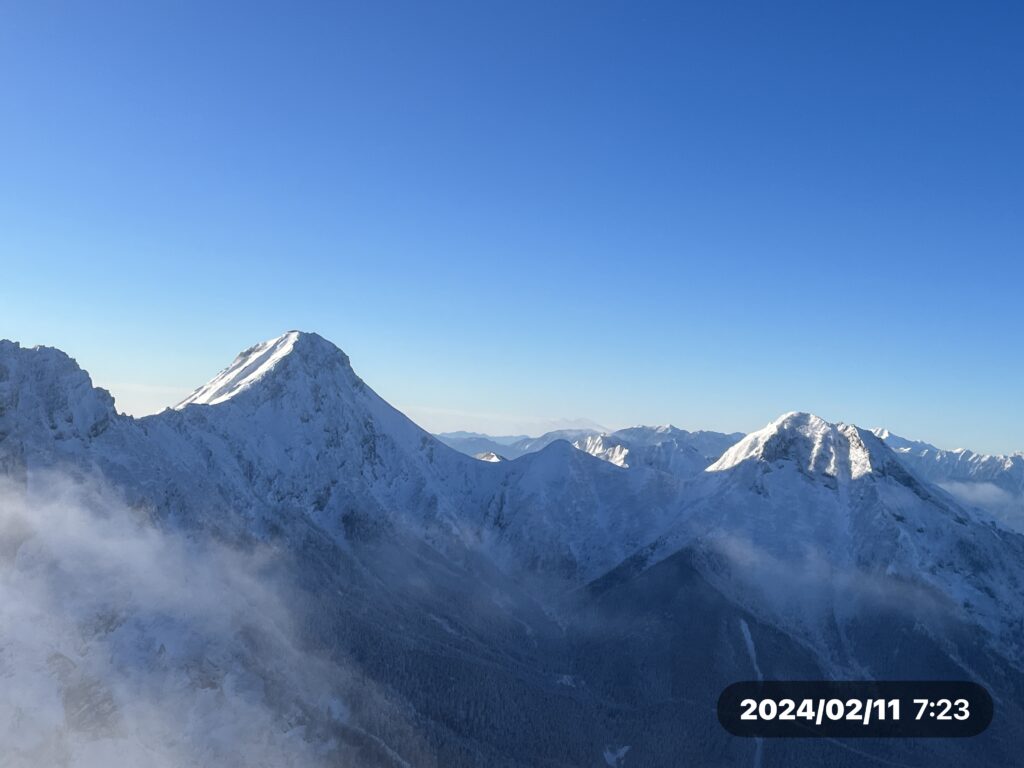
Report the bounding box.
[1,332,1022,767]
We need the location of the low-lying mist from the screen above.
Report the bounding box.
[0,472,345,768]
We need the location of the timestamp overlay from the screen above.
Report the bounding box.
[717,681,993,738]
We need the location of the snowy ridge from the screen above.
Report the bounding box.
[175,331,306,407]
[871,428,1024,474]
[872,428,1024,531]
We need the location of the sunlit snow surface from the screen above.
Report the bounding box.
[175,331,302,407]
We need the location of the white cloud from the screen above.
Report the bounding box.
[0,473,344,768]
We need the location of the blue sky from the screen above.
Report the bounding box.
[2,1,1021,453]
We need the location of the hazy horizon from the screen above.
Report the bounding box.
[6,329,1018,457]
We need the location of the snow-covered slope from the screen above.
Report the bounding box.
[478,440,685,580]
[159,331,485,541]
[175,331,305,407]
[574,434,631,467]
[574,425,742,477]
[873,428,1024,532]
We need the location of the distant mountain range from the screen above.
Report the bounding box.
[1,331,1022,767]
[438,424,744,478]
[871,428,1024,532]
[438,421,1024,533]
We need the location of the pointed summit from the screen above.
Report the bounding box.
[175,331,357,409]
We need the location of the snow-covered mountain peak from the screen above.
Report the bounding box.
[475,451,505,462]
[707,411,887,481]
[175,331,357,409]
[0,339,117,445]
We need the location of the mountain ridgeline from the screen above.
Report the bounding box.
[436,424,745,476]
[1,332,1022,768]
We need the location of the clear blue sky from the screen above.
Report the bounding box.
[2,1,1021,453]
